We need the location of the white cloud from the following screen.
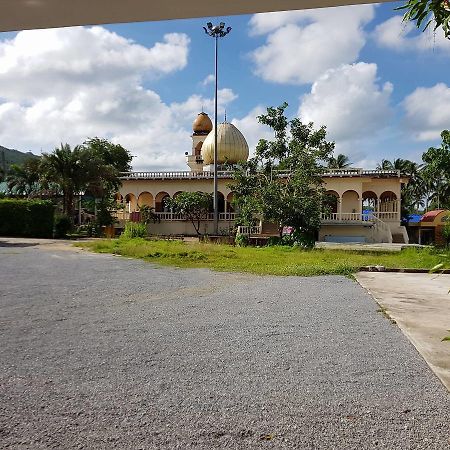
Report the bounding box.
[249,5,375,84]
[403,83,450,141]
[374,15,450,54]
[202,74,215,86]
[231,106,274,156]
[0,26,237,171]
[170,88,238,123]
[298,62,393,159]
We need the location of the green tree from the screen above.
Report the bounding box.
[167,192,212,235]
[40,140,132,225]
[232,103,335,246]
[139,205,160,225]
[40,144,93,221]
[6,158,41,197]
[396,0,450,39]
[376,158,427,215]
[376,159,394,170]
[421,130,450,210]
[328,153,351,169]
[83,137,132,196]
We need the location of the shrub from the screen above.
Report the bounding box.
[54,214,72,238]
[441,222,450,247]
[235,233,249,247]
[122,222,147,239]
[0,198,54,238]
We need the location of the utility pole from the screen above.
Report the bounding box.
[203,22,231,235]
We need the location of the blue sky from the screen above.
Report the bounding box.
[0,2,449,170]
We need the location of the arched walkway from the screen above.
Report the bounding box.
[341,190,360,214]
[325,190,340,214]
[125,193,137,212]
[362,191,378,211]
[379,191,399,215]
[155,191,170,212]
[138,191,153,208]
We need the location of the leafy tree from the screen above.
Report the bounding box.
[396,0,450,39]
[83,137,132,196]
[40,144,91,221]
[376,157,426,215]
[421,130,450,210]
[167,192,212,235]
[376,159,394,170]
[328,153,351,169]
[139,205,160,225]
[6,158,41,197]
[232,103,335,246]
[40,139,132,225]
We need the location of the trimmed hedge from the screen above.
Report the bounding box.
[0,199,54,238]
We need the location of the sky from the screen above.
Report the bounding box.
[0,2,449,171]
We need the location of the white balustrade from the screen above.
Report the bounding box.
[119,168,401,180]
[151,212,236,221]
[321,212,375,222]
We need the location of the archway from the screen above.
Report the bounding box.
[125,193,137,212]
[194,142,203,156]
[226,192,235,212]
[341,190,360,214]
[380,191,398,213]
[155,191,170,212]
[380,191,397,202]
[138,191,153,208]
[218,192,225,213]
[362,191,377,212]
[324,190,339,214]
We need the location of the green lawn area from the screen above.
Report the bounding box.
[77,238,445,276]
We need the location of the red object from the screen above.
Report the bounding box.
[130,211,141,222]
[420,210,445,223]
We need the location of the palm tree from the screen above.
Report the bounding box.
[328,153,351,169]
[376,159,394,170]
[40,144,91,220]
[6,158,41,197]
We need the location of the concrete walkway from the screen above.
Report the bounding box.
[356,272,450,391]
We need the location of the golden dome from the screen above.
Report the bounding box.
[193,112,213,134]
[201,122,249,165]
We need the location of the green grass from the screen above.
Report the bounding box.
[76,238,445,277]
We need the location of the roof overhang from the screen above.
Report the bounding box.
[2,0,392,33]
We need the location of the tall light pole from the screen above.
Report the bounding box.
[203,21,231,235]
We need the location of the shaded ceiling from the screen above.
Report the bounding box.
[1,0,391,32]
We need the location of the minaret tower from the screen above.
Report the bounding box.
[186,112,213,171]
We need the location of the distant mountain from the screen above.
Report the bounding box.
[0,145,39,174]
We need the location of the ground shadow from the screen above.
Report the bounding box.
[0,240,38,248]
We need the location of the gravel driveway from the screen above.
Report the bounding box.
[0,239,449,449]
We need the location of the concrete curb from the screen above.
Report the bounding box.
[360,266,450,274]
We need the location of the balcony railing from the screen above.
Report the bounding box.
[119,168,401,180]
[321,212,374,222]
[321,211,399,222]
[116,211,237,222]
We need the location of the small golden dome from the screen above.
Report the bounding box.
[193,112,213,134]
[201,122,249,165]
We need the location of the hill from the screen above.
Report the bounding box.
[0,145,39,173]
